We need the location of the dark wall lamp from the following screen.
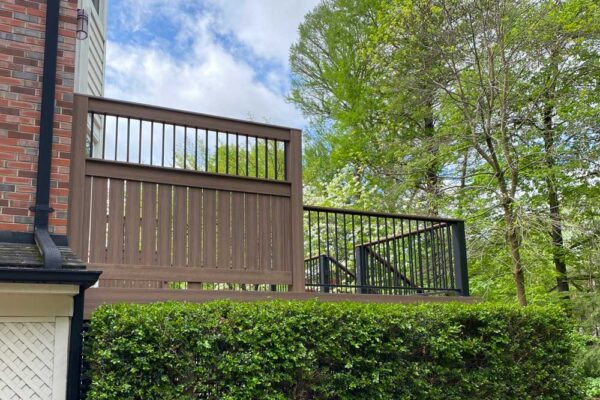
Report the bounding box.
[77,8,89,40]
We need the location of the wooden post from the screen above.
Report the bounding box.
[288,130,305,292]
[67,94,89,258]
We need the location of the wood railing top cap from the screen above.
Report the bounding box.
[76,94,302,133]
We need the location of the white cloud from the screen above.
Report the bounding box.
[105,0,319,128]
[105,24,301,126]
[206,0,321,66]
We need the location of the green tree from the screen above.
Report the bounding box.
[290,0,600,309]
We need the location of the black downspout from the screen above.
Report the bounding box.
[31,0,62,269]
[66,288,85,400]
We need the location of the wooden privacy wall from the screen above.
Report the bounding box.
[68,95,304,291]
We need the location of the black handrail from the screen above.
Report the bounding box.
[304,206,468,296]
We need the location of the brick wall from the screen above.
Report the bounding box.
[0,0,77,235]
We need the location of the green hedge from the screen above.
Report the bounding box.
[84,301,584,400]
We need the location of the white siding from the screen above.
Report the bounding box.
[74,0,107,96]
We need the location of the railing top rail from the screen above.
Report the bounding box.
[86,158,291,197]
[303,205,464,223]
[78,94,301,141]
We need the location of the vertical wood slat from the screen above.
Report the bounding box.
[231,192,245,269]
[140,183,157,265]
[288,130,305,291]
[258,195,271,271]
[78,176,92,263]
[282,198,291,271]
[124,181,141,264]
[245,193,258,271]
[217,191,231,268]
[188,188,203,268]
[88,177,108,263]
[202,189,216,267]
[271,196,285,271]
[68,95,89,258]
[106,179,125,263]
[172,186,187,267]
[156,185,172,266]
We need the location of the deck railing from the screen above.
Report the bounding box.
[304,206,469,296]
[68,95,305,291]
[69,95,468,300]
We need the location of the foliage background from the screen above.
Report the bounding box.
[289,0,599,327]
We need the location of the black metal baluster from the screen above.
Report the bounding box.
[333,212,339,291]
[215,131,219,173]
[183,126,187,169]
[138,118,142,164]
[89,112,95,158]
[172,125,176,168]
[255,137,259,178]
[235,134,239,176]
[161,123,165,167]
[114,116,119,161]
[245,135,249,176]
[126,117,130,163]
[391,218,400,294]
[307,211,312,287]
[195,128,198,171]
[417,220,424,291]
[316,211,322,291]
[205,129,209,172]
[274,140,278,180]
[342,213,348,289]
[264,139,268,179]
[407,219,414,294]
[225,132,229,175]
[150,121,154,165]
[351,214,357,293]
[384,217,391,294]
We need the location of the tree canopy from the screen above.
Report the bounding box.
[290,0,599,323]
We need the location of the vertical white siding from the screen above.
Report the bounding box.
[75,0,107,96]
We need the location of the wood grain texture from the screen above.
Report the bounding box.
[156,184,172,266]
[245,194,258,270]
[86,159,291,197]
[217,191,231,269]
[124,181,141,264]
[231,192,245,269]
[140,183,157,265]
[202,189,217,268]
[172,186,187,267]
[88,177,108,263]
[106,179,124,263]
[288,130,305,291]
[188,188,203,268]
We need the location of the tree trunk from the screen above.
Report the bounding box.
[543,101,569,297]
[423,103,441,215]
[502,198,527,306]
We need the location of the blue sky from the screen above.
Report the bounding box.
[105,0,320,128]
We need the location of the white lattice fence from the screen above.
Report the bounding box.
[0,320,56,400]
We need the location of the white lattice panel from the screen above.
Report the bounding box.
[0,321,55,400]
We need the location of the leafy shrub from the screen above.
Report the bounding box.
[84,301,584,400]
[579,338,600,398]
